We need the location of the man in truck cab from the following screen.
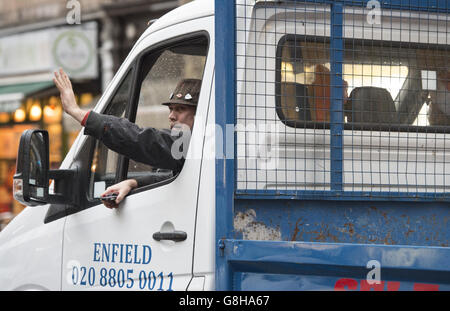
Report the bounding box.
[53,68,200,208]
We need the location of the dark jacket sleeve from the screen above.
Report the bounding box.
[133,170,174,188]
[83,111,184,172]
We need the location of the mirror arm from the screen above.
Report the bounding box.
[47,169,78,205]
[48,169,74,179]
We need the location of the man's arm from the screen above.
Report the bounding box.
[132,170,174,188]
[54,68,185,171]
[83,111,184,172]
[54,68,188,174]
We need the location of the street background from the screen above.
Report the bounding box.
[0,0,192,230]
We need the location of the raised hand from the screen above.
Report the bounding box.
[53,68,86,123]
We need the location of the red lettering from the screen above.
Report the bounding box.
[360,280,385,291]
[386,281,400,291]
[413,283,440,291]
[334,278,358,291]
[334,279,440,291]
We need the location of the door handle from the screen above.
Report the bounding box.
[152,231,187,242]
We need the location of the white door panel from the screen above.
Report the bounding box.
[62,17,213,291]
[62,172,199,291]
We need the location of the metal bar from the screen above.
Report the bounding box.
[288,0,450,13]
[235,190,450,201]
[330,2,344,191]
[235,0,450,200]
[215,0,236,291]
[222,239,450,284]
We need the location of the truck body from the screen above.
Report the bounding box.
[0,0,449,291]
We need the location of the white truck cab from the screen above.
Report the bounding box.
[1,0,450,291]
[0,0,215,291]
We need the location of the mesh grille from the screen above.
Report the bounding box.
[235,0,450,200]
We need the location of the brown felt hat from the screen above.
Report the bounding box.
[162,79,202,107]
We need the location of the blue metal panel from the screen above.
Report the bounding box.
[235,190,450,202]
[234,199,450,247]
[215,0,236,291]
[223,239,450,290]
[217,0,450,291]
[292,0,450,13]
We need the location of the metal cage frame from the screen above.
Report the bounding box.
[215,0,450,291]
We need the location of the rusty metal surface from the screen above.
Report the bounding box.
[234,199,450,247]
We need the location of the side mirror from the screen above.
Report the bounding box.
[13,129,77,207]
[13,130,49,206]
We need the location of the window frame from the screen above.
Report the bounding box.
[124,32,209,196]
[105,31,210,199]
[83,67,136,205]
[44,31,210,222]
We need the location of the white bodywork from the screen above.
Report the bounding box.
[0,0,215,291]
[1,0,448,291]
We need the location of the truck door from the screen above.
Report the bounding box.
[61,21,213,290]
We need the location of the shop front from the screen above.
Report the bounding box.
[0,22,100,229]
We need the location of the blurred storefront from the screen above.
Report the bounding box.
[0,22,100,229]
[0,0,187,229]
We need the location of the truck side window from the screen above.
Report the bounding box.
[276,36,449,131]
[88,70,133,198]
[126,36,208,187]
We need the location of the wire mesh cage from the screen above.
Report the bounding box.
[235,0,450,200]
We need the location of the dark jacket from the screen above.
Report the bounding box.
[84,111,185,186]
